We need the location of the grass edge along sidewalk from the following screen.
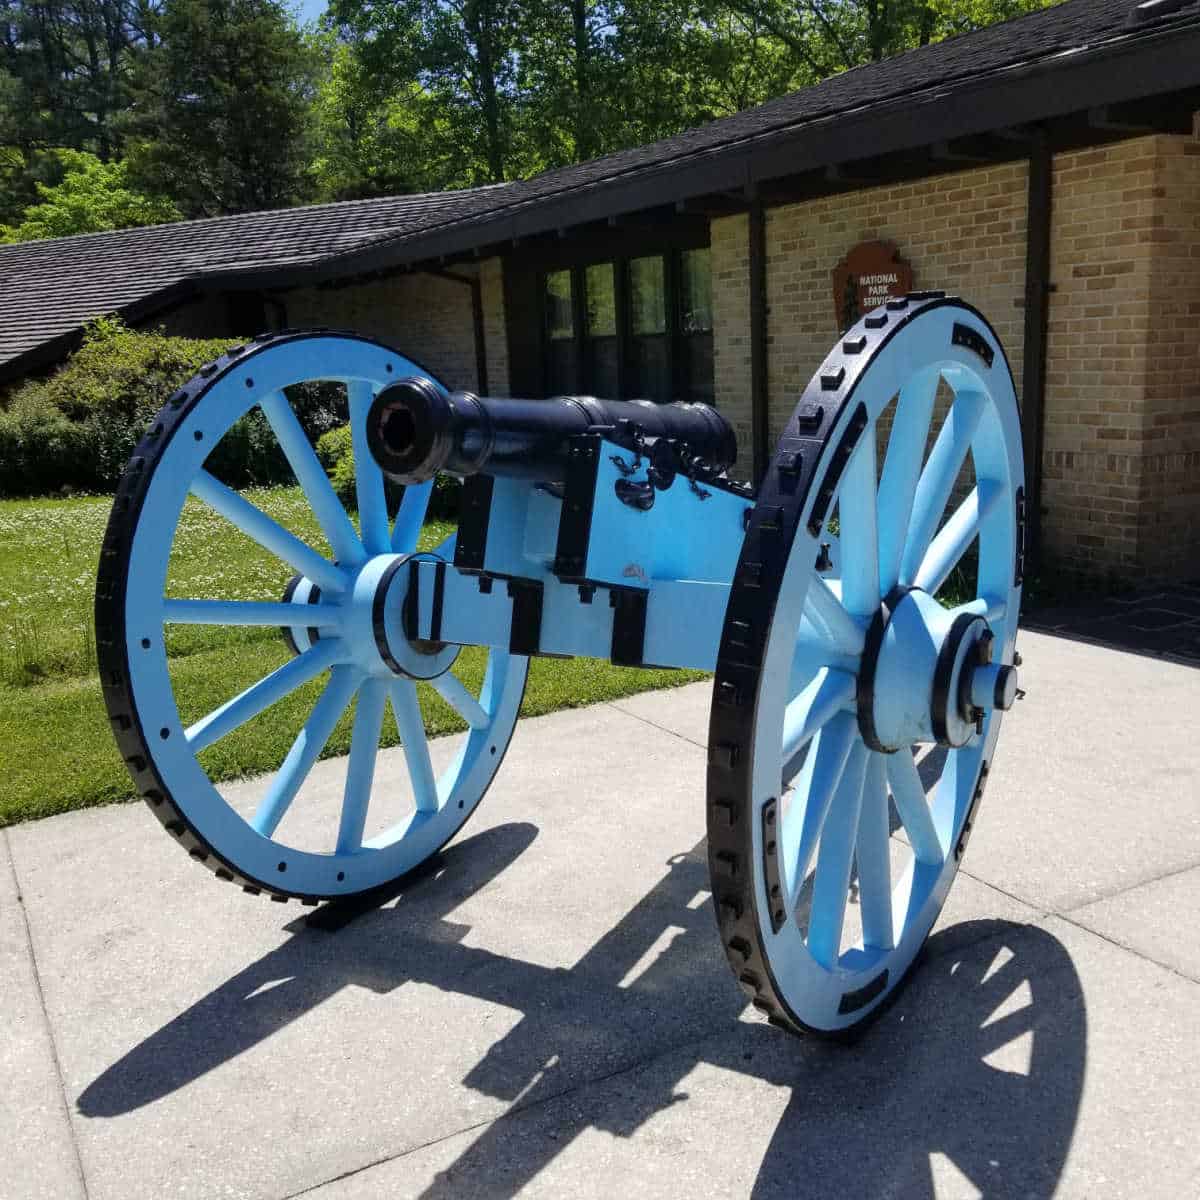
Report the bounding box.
[0,489,705,827]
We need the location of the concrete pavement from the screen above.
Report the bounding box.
[2,628,1199,1199]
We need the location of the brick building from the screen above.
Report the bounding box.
[2,0,1199,585]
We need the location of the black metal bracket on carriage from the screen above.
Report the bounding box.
[445,424,749,670]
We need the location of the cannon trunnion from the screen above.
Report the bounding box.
[96,294,1025,1037]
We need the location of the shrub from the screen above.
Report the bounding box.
[0,319,346,497]
[315,423,463,520]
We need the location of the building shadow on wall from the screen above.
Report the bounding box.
[79,824,1085,1199]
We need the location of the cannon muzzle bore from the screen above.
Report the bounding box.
[366,377,737,485]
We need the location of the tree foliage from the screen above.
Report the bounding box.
[0,0,1059,234]
[0,0,161,158]
[124,0,319,216]
[0,149,178,240]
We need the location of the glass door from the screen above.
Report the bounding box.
[584,262,618,397]
[629,255,669,399]
[544,268,577,395]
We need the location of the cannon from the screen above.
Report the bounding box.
[95,292,1024,1035]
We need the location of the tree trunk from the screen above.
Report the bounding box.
[466,0,505,182]
[572,0,591,160]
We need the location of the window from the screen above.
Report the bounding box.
[538,246,714,405]
[585,262,618,397]
[629,255,668,398]
[679,248,714,404]
[544,269,577,395]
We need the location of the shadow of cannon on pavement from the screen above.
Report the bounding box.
[79,825,1086,1198]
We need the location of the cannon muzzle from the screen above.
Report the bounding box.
[366,377,737,485]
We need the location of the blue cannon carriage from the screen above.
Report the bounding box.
[96,292,1023,1035]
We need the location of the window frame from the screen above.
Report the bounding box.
[534,240,712,404]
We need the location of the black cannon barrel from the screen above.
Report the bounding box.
[365,376,737,485]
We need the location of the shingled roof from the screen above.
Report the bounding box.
[0,185,514,379]
[3,0,1199,380]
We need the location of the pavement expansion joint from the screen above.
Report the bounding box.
[604,700,709,752]
[1,826,92,1200]
[938,864,1200,987]
[1052,912,1200,988]
[1058,857,1200,917]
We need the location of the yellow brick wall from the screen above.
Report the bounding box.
[479,257,509,396]
[1043,139,1156,579]
[707,134,1200,585]
[762,162,1029,456]
[1044,131,1200,583]
[286,270,481,392]
[711,213,754,471]
[1141,133,1200,579]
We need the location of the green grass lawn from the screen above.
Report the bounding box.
[0,488,704,826]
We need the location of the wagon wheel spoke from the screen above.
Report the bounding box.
[251,666,359,837]
[878,367,940,593]
[855,753,895,951]
[347,381,393,556]
[190,469,349,594]
[807,741,870,969]
[899,389,986,585]
[259,389,364,566]
[952,595,1008,626]
[390,679,439,812]
[801,572,866,657]
[914,481,1002,596]
[780,711,857,908]
[185,638,344,753]
[432,670,491,730]
[391,479,434,553]
[336,677,388,854]
[886,747,945,865]
[781,667,857,783]
[162,599,342,629]
[941,745,985,847]
[837,424,880,619]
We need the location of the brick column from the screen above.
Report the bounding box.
[711,213,754,472]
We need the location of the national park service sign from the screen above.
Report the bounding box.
[832,241,914,330]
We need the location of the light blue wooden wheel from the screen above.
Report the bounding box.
[95,332,528,901]
[708,296,1024,1035]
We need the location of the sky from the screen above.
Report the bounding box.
[295,0,326,27]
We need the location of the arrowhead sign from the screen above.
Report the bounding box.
[832,241,914,331]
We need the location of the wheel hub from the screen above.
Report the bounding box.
[281,554,458,680]
[857,588,1018,752]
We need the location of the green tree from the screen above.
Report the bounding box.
[0,149,178,240]
[326,0,526,185]
[321,0,1059,195]
[718,0,1055,71]
[126,0,318,216]
[0,0,161,160]
[307,30,461,199]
